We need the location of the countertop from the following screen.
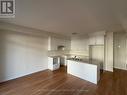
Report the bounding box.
[67,58,89,63]
[67,58,100,66]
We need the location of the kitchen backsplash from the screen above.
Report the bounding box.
[48,50,89,59]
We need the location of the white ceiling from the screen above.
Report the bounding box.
[0,0,127,36]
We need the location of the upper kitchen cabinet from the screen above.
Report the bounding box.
[89,35,96,45]
[71,36,89,51]
[48,36,71,51]
[89,31,105,45]
[96,35,104,45]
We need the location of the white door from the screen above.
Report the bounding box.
[114,32,127,70]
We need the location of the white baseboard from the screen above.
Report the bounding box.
[114,67,127,71]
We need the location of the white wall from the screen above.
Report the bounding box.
[0,22,70,82]
[0,31,48,82]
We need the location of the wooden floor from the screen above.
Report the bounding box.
[0,67,127,95]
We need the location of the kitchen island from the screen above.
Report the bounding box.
[67,59,100,84]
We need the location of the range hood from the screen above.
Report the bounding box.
[57,45,65,50]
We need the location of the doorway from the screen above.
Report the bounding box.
[113,32,127,70]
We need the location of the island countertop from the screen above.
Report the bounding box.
[67,58,100,66]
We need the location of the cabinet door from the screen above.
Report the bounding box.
[89,36,96,45]
[96,35,104,45]
[48,57,53,70]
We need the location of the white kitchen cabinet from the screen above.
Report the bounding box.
[89,35,104,45]
[67,60,100,84]
[49,37,71,50]
[48,57,60,71]
[89,36,96,45]
[96,35,104,45]
[71,37,89,51]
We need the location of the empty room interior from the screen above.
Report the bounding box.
[0,0,127,95]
